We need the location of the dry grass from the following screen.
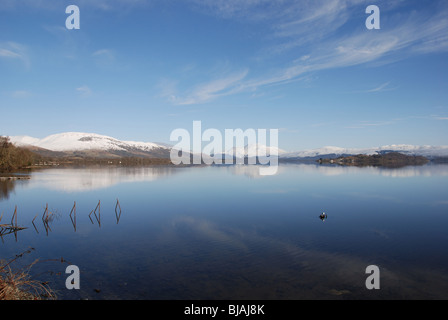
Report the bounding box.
[0,248,57,300]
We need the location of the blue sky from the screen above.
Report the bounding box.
[1,0,447,151]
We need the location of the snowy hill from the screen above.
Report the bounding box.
[281,144,448,159]
[10,132,171,158]
[224,144,287,158]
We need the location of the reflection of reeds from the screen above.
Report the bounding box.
[32,213,39,234]
[0,248,56,300]
[69,201,76,232]
[115,198,122,224]
[42,204,50,235]
[0,206,27,242]
[42,204,51,235]
[31,204,59,236]
[89,200,101,227]
[22,199,122,237]
[11,205,17,226]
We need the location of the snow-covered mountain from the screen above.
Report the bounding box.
[10,132,171,158]
[281,144,448,158]
[8,132,448,160]
[224,144,287,158]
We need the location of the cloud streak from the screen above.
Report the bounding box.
[169,0,448,105]
[0,42,30,67]
[169,69,249,105]
[356,81,398,93]
[366,82,392,93]
[76,85,92,97]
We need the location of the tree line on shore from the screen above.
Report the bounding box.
[0,136,39,172]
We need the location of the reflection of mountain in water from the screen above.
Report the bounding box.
[227,163,448,178]
[288,163,448,178]
[28,167,180,192]
[5,164,448,195]
[227,165,273,179]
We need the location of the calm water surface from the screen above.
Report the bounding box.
[1,164,448,299]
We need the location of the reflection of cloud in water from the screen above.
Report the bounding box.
[227,164,286,179]
[170,216,249,252]
[25,163,448,193]
[29,167,179,192]
[168,215,448,299]
[283,163,448,178]
[378,165,448,178]
[226,163,448,178]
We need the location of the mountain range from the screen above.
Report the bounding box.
[9,132,448,160]
[280,145,448,160]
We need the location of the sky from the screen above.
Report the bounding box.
[1,0,447,151]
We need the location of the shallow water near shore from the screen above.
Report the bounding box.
[1,163,448,300]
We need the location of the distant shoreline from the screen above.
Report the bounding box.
[0,176,31,181]
[316,152,430,168]
[2,153,448,177]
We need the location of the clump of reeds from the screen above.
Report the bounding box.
[0,248,56,300]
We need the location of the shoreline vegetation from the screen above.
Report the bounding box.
[0,137,38,173]
[0,248,57,300]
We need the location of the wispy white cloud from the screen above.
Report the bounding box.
[92,49,114,60]
[0,48,21,58]
[173,0,448,104]
[366,82,391,93]
[92,49,115,66]
[92,49,113,57]
[157,78,178,103]
[0,42,30,67]
[76,85,92,97]
[362,82,398,93]
[170,69,249,105]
